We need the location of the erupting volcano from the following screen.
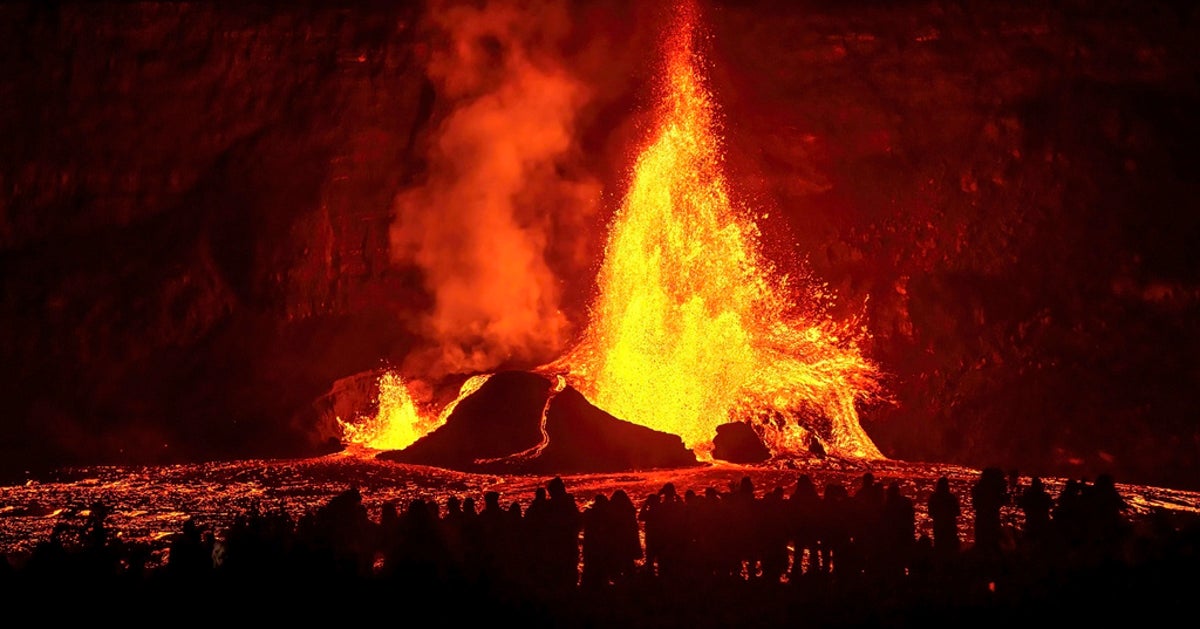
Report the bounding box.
[7,0,1200,614]
[342,1,883,465]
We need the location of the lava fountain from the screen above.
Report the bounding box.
[337,372,435,451]
[552,1,883,460]
[344,1,883,462]
[338,373,491,451]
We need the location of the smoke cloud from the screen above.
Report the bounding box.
[392,0,600,378]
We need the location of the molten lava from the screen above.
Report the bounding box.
[555,2,883,460]
[339,372,495,451]
[337,372,438,451]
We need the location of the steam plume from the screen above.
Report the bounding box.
[392,0,599,377]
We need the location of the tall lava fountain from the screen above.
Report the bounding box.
[555,1,883,460]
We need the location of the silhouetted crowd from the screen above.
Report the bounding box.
[3,468,1197,626]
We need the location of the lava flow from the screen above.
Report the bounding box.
[344,1,883,461]
[553,1,882,460]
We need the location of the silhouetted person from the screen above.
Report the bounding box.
[1018,477,1053,550]
[581,494,612,588]
[455,495,483,578]
[789,474,823,579]
[522,486,551,584]
[639,493,663,576]
[928,476,962,557]
[219,506,297,580]
[729,476,758,578]
[849,472,884,576]
[478,491,509,584]
[545,477,582,588]
[1054,478,1086,548]
[84,502,110,552]
[819,482,851,576]
[682,487,701,578]
[168,518,213,580]
[439,495,468,583]
[380,500,401,534]
[609,489,642,581]
[655,482,688,580]
[686,487,718,578]
[25,522,74,581]
[79,501,120,579]
[390,498,448,586]
[504,500,527,584]
[1082,473,1130,558]
[910,533,934,581]
[304,486,377,579]
[758,485,789,582]
[880,481,915,579]
[971,467,1010,555]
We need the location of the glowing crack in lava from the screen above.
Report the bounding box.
[554,2,883,460]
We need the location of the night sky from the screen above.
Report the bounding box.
[1,0,1198,490]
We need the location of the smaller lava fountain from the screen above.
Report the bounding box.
[338,373,491,451]
[336,372,431,451]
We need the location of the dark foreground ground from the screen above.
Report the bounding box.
[3,453,1199,565]
[10,564,1194,628]
[1,454,1198,627]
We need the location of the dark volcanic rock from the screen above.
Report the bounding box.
[712,422,771,464]
[380,371,549,469]
[381,372,699,473]
[531,387,700,473]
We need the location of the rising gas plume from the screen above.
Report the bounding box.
[390,0,600,379]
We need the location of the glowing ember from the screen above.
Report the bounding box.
[338,372,442,451]
[554,1,883,460]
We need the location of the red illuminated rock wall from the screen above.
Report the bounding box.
[0,2,433,471]
[708,0,1200,488]
[2,1,1197,489]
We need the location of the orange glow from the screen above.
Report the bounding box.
[338,372,443,451]
[553,1,883,460]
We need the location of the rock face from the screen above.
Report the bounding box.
[711,422,771,464]
[311,368,391,448]
[3,1,1200,490]
[380,372,699,473]
[0,3,433,477]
